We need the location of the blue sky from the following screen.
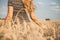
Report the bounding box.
[34,0,60,20]
[0,0,8,18]
[0,0,60,20]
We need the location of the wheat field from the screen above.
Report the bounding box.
[0,19,60,40]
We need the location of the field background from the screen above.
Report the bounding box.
[0,19,60,40]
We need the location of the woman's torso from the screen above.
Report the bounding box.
[8,0,30,22]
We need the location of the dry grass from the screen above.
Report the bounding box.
[0,19,60,40]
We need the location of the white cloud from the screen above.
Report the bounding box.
[52,8,60,12]
[50,5,60,13]
[38,2,45,7]
[49,2,60,13]
[49,2,58,7]
[51,5,59,9]
[38,2,44,5]
[50,2,57,5]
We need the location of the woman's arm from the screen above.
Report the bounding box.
[22,0,41,26]
[5,6,13,22]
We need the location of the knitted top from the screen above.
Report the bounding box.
[8,0,30,22]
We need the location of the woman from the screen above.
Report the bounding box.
[6,0,41,26]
